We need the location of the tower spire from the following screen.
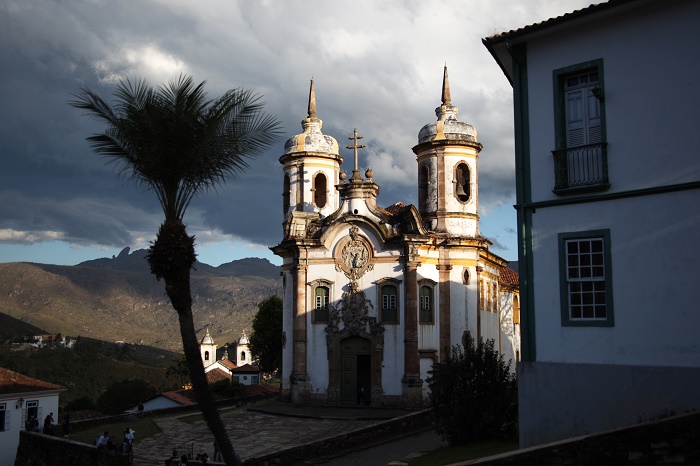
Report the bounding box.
[308,79,317,118]
[441,64,451,106]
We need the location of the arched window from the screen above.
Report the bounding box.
[240,351,246,362]
[283,173,291,214]
[419,286,434,324]
[513,295,520,325]
[314,286,330,322]
[204,351,210,361]
[314,173,327,208]
[455,163,470,202]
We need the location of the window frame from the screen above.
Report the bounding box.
[558,229,615,327]
[377,278,401,324]
[312,171,328,209]
[454,162,471,203]
[0,403,6,432]
[553,59,609,195]
[418,280,436,324]
[309,279,333,324]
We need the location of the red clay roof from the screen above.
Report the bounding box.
[217,360,237,370]
[499,266,520,287]
[383,202,407,216]
[0,367,66,395]
[245,382,279,396]
[231,364,260,373]
[160,390,197,406]
[205,368,231,384]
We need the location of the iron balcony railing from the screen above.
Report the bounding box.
[553,142,609,193]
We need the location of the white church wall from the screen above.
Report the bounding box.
[281,268,295,392]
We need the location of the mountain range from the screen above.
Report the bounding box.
[0,248,282,352]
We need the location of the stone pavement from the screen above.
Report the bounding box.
[131,403,432,465]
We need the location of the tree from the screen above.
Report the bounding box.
[249,295,283,374]
[166,355,191,389]
[97,379,156,415]
[71,75,281,465]
[427,336,518,445]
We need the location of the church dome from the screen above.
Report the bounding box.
[283,80,339,156]
[238,331,249,345]
[417,66,478,145]
[201,328,215,345]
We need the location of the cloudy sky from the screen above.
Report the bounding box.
[0,0,594,266]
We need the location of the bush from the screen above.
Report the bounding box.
[96,379,157,415]
[427,336,518,445]
[209,379,247,398]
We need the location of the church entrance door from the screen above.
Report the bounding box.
[340,336,371,406]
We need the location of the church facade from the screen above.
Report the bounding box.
[273,68,519,407]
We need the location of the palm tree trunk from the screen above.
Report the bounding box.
[150,222,238,465]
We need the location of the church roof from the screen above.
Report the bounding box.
[205,368,231,384]
[0,367,66,395]
[417,66,478,145]
[160,390,197,406]
[238,331,249,345]
[383,202,408,216]
[283,80,340,157]
[201,328,215,345]
[218,359,237,370]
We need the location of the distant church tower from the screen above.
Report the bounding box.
[414,66,482,236]
[236,331,251,365]
[200,328,217,368]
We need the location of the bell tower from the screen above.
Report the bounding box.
[413,66,483,237]
[279,80,342,220]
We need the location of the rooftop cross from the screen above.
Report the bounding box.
[347,128,365,181]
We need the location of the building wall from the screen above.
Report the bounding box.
[0,393,60,466]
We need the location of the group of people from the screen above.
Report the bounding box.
[24,412,71,436]
[96,427,135,455]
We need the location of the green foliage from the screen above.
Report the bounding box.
[249,295,283,373]
[209,379,247,399]
[65,396,97,412]
[96,379,157,415]
[427,336,518,445]
[0,340,176,410]
[166,355,190,388]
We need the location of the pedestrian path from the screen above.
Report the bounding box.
[132,403,417,465]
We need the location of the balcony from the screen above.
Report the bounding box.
[553,143,610,195]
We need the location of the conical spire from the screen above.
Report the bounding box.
[308,79,317,118]
[441,64,451,106]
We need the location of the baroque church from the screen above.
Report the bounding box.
[272,67,520,407]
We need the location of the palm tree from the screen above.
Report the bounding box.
[71,75,281,465]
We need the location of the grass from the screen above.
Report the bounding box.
[69,418,161,446]
[407,438,519,465]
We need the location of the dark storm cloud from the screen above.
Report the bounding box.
[0,0,593,257]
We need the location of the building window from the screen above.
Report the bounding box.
[233,376,240,382]
[492,282,498,313]
[419,164,430,213]
[251,375,259,385]
[204,351,210,361]
[419,286,434,324]
[240,351,246,362]
[559,229,614,326]
[314,286,330,323]
[553,59,609,194]
[479,280,485,310]
[454,163,470,202]
[0,404,6,432]
[380,284,399,324]
[513,296,520,325]
[26,400,38,427]
[313,172,327,208]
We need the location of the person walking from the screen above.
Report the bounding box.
[43,412,55,435]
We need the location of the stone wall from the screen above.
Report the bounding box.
[462,411,700,465]
[15,431,131,466]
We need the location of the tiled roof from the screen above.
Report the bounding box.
[245,383,279,396]
[0,367,66,395]
[383,202,407,216]
[499,266,520,287]
[484,1,640,43]
[218,360,237,370]
[231,364,260,373]
[160,390,197,406]
[205,368,231,384]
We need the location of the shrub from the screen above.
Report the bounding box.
[209,379,247,399]
[427,336,518,445]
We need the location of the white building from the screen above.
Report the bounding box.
[483,0,700,447]
[273,70,519,407]
[0,367,66,466]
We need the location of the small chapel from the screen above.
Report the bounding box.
[272,67,520,407]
